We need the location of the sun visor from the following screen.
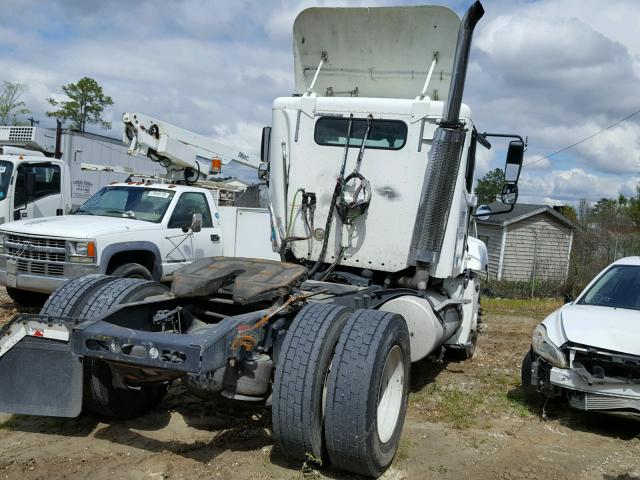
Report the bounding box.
[293,6,460,100]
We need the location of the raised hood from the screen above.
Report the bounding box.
[560,304,640,356]
[293,6,460,99]
[0,215,162,239]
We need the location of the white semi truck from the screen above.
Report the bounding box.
[0,2,525,477]
[0,113,270,305]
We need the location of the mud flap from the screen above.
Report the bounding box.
[0,336,83,417]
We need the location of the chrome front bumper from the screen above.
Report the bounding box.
[0,257,99,293]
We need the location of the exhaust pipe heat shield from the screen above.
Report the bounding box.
[409,127,466,264]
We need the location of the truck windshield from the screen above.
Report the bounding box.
[75,186,175,223]
[0,161,13,201]
[578,265,640,311]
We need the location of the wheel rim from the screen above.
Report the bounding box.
[377,345,404,444]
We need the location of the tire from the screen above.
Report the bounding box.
[79,278,170,419]
[521,349,545,404]
[5,286,49,307]
[272,303,352,464]
[324,309,410,478]
[110,262,153,280]
[40,274,116,317]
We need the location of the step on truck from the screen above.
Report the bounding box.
[0,2,526,477]
[0,113,272,305]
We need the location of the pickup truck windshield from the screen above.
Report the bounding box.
[579,265,640,311]
[0,161,13,201]
[76,186,175,223]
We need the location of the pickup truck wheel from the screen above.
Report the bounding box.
[272,303,352,464]
[324,309,410,478]
[5,287,49,307]
[521,349,545,405]
[80,278,170,419]
[110,262,153,280]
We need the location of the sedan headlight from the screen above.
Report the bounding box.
[532,324,567,368]
[68,240,96,264]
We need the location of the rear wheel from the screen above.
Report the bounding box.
[40,275,169,419]
[272,303,352,464]
[110,262,153,280]
[40,275,115,317]
[79,277,169,419]
[5,286,49,307]
[324,309,410,478]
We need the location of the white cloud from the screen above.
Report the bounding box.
[520,168,640,204]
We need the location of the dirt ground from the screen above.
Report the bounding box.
[1,292,639,480]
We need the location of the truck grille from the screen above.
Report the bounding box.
[5,234,66,277]
[569,393,640,412]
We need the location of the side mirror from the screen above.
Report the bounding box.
[474,204,492,221]
[190,213,202,233]
[260,126,271,164]
[504,140,524,183]
[25,170,36,198]
[501,183,518,205]
[563,294,574,304]
[258,163,269,183]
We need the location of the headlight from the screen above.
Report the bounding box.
[532,324,567,368]
[68,240,96,264]
[0,232,5,254]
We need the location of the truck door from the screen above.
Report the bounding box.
[162,191,222,273]
[12,162,63,221]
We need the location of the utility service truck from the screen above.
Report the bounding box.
[0,3,525,477]
[0,113,272,304]
[0,123,167,223]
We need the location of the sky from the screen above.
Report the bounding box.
[1,0,639,205]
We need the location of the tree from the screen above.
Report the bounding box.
[0,81,30,125]
[626,187,640,228]
[474,168,504,204]
[46,77,113,131]
[556,204,578,222]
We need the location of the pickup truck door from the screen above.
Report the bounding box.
[12,162,64,221]
[162,191,223,276]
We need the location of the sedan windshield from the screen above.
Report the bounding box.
[579,265,640,311]
[75,186,175,223]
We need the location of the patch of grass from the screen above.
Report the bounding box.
[483,297,562,318]
[410,373,535,429]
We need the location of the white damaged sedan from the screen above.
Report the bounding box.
[522,257,640,414]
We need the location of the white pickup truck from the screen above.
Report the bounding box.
[0,181,275,304]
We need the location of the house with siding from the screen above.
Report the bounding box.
[476,204,578,282]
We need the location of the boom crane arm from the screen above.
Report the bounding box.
[122,112,261,183]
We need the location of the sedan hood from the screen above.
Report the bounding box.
[560,304,640,356]
[0,215,161,239]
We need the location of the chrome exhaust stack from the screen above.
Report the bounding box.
[409,1,484,269]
